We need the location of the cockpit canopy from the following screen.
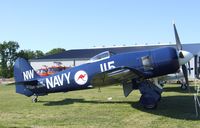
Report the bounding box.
[89,51,115,63]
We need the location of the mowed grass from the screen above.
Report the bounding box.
[0,84,200,128]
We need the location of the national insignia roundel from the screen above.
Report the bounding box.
[74,70,88,85]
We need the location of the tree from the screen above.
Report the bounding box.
[0,43,7,77]
[6,41,19,68]
[0,41,19,78]
[17,49,44,60]
[17,50,36,60]
[35,50,44,58]
[46,48,66,55]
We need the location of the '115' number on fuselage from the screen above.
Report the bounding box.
[100,61,116,72]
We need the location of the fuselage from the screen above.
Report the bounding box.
[30,47,180,95]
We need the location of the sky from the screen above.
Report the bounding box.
[0,0,200,52]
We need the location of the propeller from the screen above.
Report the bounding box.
[173,23,193,91]
[188,62,191,75]
[182,64,190,91]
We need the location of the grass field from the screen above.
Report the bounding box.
[0,84,200,128]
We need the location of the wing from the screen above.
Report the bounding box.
[91,67,145,97]
[91,66,144,87]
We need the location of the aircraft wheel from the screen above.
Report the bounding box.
[181,84,187,90]
[140,95,158,109]
[32,95,38,103]
[143,103,157,109]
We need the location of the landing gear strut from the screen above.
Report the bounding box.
[138,80,162,109]
[32,95,38,103]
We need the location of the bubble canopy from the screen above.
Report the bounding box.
[89,51,116,63]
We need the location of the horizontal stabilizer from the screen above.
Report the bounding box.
[15,79,39,86]
[16,85,34,97]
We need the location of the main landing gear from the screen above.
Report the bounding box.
[138,80,162,109]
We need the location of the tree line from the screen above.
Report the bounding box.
[0,41,66,78]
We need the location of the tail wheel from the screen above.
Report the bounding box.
[32,95,38,103]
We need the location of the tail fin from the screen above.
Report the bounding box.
[14,58,40,96]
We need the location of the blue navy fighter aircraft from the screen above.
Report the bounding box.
[14,24,193,109]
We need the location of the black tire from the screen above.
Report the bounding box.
[181,84,187,90]
[32,97,38,103]
[140,95,158,109]
[143,103,157,109]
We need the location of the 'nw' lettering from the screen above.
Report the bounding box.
[23,70,34,81]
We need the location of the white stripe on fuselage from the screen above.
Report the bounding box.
[45,72,71,89]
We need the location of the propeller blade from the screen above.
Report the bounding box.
[182,64,190,92]
[188,62,191,75]
[173,23,182,50]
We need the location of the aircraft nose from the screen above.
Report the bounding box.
[178,50,193,65]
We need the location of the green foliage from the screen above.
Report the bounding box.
[17,49,44,60]
[0,41,19,78]
[46,48,66,55]
[35,50,44,58]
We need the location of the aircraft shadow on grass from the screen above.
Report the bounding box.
[163,86,187,93]
[132,95,199,120]
[163,86,197,94]
[39,95,200,120]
